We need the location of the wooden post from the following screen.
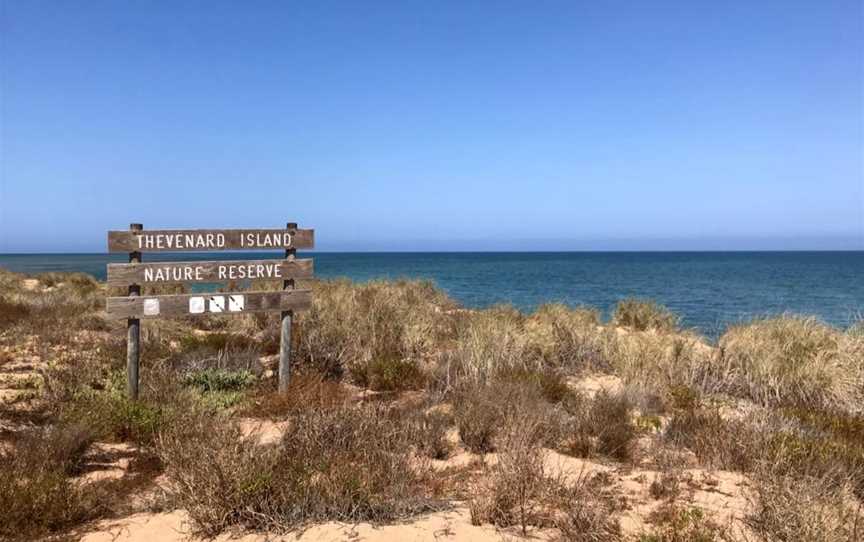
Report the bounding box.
[279,222,297,393]
[127,223,142,399]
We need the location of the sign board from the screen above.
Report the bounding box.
[107,228,314,252]
[106,290,312,319]
[106,258,313,286]
[107,223,313,398]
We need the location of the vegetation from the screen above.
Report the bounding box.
[0,267,862,540]
[613,298,679,333]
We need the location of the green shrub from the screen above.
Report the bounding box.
[183,368,256,392]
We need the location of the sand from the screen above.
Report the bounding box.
[80,508,559,542]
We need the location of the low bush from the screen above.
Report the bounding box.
[182,368,256,392]
[158,401,437,535]
[350,356,427,391]
[454,379,566,454]
[640,505,730,542]
[178,332,257,353]
[562,390,636,461]
[553,476,622,542]
[0,297,29,327]
[64,389,170,444]
[470,424,549,535]
[665,405,864,499]
[0,425,101,539]
[664,407,759,472]
[472,441,622,541]
[612,299,679,333]
[406,408,452,460]
[453,385,501,454]
[497,366,574,405]
[241,372,348,418]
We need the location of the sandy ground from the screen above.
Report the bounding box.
[80,508,559,542]
[73,417,753,542]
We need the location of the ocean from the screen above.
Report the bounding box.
[0,251,861,338]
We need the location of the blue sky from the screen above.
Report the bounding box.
[1,1,862,252]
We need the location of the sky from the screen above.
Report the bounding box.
[1,1,862,252]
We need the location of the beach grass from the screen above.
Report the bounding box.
[0,267,861,540]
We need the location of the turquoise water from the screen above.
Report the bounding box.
[1,252,861,337]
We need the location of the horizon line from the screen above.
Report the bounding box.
[2,248,863,256]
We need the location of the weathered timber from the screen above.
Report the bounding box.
[106,290,312,319]
[279,222,298,393]
[127,223,142,400]
[107,228,314,252]
[106,258,313,286]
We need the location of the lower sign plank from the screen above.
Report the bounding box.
[106,290,312,319]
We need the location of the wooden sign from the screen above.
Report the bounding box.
[107,223,313,399]
[106,258,313,286]
[106,290,312,319]
[107,228,314,252]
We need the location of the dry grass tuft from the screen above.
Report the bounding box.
[525,304,611,372]
[717,315,863,410]
[295,279,455,380]
[747,471,863,542]
[612,298,679,333]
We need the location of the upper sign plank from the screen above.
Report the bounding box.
[107,228,314,253]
